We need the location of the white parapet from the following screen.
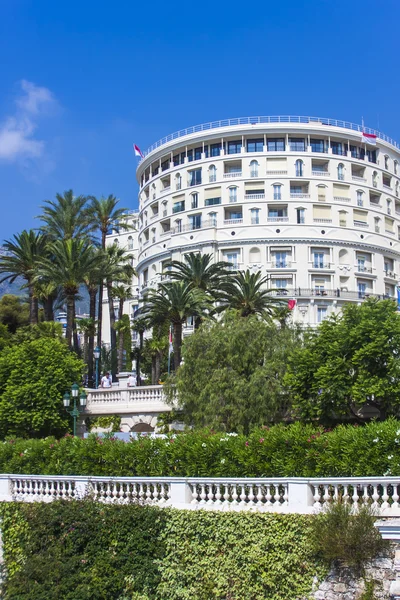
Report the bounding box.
[3,475,400,517]
[84,385,170,416]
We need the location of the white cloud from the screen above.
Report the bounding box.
[0,80,56,162]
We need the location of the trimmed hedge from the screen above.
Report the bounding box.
[0,419,400,477]
[0,501,326,600]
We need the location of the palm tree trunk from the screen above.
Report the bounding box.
[96,230,107,349]
[173,321,182,369]
[66,295,74,348]
[88,288,97,388]
[119,297,124,320]
[137,330,144,386]
[29,285,38,325]
[72,298,79,352]
[107,281,117,380]
[43,297,54,321]
[155,351,162,384]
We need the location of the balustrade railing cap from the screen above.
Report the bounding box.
[138,116,400,165]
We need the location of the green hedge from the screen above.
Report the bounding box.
[0,501,326,600]
[0,419,399,477]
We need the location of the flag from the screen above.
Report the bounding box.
[361,132,377,146]
[133,144,144,158]
[168,326,173,355]
[397,287,400,310]
[288,299,296,310]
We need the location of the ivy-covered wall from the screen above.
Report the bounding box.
[0,501,327,600]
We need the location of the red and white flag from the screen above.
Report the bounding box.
[168,326,173,356]
[133,144,144,158]
[288,299,296,311]
[361,132,377,146]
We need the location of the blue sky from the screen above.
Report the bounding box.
[0,0,399,242]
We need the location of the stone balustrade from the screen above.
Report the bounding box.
[84,384,170,416]
[2,475,400,515]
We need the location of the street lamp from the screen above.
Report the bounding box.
[94,346,101,389]
[63,383,87,437]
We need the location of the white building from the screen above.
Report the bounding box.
[123,116,400,327]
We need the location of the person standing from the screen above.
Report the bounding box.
[101,372,111,388]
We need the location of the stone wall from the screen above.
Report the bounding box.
[308,545,399,600]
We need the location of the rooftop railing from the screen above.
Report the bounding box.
[139,116,400,160]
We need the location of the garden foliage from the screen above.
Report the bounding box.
[1,419,400,477]
[0,501,326,600]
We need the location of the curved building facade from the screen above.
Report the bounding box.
[135,116,400,326]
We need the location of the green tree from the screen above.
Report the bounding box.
[143,282,210,368]
[86,195,131,349]
[35,239,98,349]
[12,322,65,345]
[166,252,232,296]
[132,316,148,386]
[0,337,85,438]
[38,189,90,241]
[115,314,132,373]
[0,230,47,325]
[218,270,283,318]
[142,324,169,384]
[285,298,400,423]
[0,324,12,351]
[165,312,300,432]
[0,294,30,333]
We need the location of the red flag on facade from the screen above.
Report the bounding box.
[288,299,296,310]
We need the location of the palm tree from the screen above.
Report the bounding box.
[78,317,95,365]
[115,315,131,374]
[86,195,131,348]
[218,270,284,319]
[38,189,90,241]
[0,230,48,324]
[143,325,168,384]
[143,282,210,367]
[132,316,148,386]
[112,283,132,321]
[166,252,232,297]
[83,249,106,386]
[35,239,98,348]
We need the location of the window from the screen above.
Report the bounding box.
[372,171,378,188]
[274,252,287,268]
[225,252,239,269]
[209,212,217,226]
[358,282,367,298]
[331,141,343,155]
[337,163,344,181]
[210,143,221,157]
[205,197,221,206]
[295,159,303,177]
[396,182,399,198]
[250,208,260,224]
[204,145,209,158]
[273,184,282,200]
[189,214,201,230]
[113,238,119,245]
[187,149,193,162]
[127,236,133,250]
[175,219,182,233]
[229,187,238,203]
[275,279,288,288]
[209,165,216,183]
[268,207,287,218]
[357,191,364,207]
[317,307,327,323]
[367,149,376,163]
[289,138,305,151]
[227,140,241,154]
[152,165,159,177]
[313,253,325,268]
[172,201,185,213]
[311,139,324,153]
[395,161,398,175]
[188,168,202,186]
[191,193,198,209]
[385,155,390,170]
[161,159,169,171]
[175,173,182,190]
[250,160,259,177]
[297,208,305,224]
[357,256,365,272]
[267,138,285,151]
[350,145,365,160]
[194,147,202,161]
[173,153,185,166]
[247,138,263,152]
[387,199,391,215]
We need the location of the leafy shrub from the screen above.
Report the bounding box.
[310,501,388,572]
[0,501,326,600]
[0,419,400,477]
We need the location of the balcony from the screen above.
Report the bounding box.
[310,262,331,269]
[245,193,265,200]
[267,288,383,301]
[143,239,149,246]
[171,219,217,234]
[224,218,243,225]
[266,170,287,175]
[334,196,350,202]
[353,220,369,228]
[352,175,366,182]
[150,213,159,220]
[267,216,289,222]
[172,203,185,214]
[160,230,171,237]
[312,170,330,177]
[223,172,242,179]
[290,192,310,198]
[162,209,168,217]
[270,261,292,268]
[384,270,397,279]
[313,218,332,223]
[251,218,260,224]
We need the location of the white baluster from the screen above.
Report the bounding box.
[190,483,199,505]
[282,484,289,507]
[112,482,119,502]
[256,485,264,510]
[352,484,359,507]
[313,483,323,509]
[372,485,380,509]
[381,484,389,510]
[392,484,399,510]
[239,485,247,508]
[199,484,207,505]
[138,483,145,504]
[247,485,255,509]
[145,484,153,504]
[231,484,239,507]
[265,484,272,507]
[222,484,231,509]
[214,483,222,506]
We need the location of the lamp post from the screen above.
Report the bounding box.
[63,383,87,437]
[94,346,101,389]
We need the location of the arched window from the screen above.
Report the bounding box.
[250,160,259,178]
[385,155,390,170]
[395,161,398,175]
[191,193,198,209]
[273,184,282,200]
[175,173,182,191]
[295,159,303,177]
[208,212,217,226]
[209,165,216,183]
[387,199,392,215]
[396,182,399,198]
[127,236,133,250]
[372,171,378,188]
[337,163,344,181]
[249,247,261,263]
[229,186,238,203]
[357,190,364,207]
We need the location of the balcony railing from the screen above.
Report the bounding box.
[171,219,217,234]
[311,262,331,269]
[268,288,384,300]
[250,171,259,178]
[251,218,260,224]
[354,221,369,228]
[352,175,366,182]
[290,193,310,198]
[385,270,397,279]
[312,170,330,177]
[266,170,287,175]
[223,172,242,178]
[224,218,243,225]
[245,193,265,200]
[313,218,332,223]
[334,196,350,202]
[270,261,292,268]
[267,216,288,222]
[160,230,171,237]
